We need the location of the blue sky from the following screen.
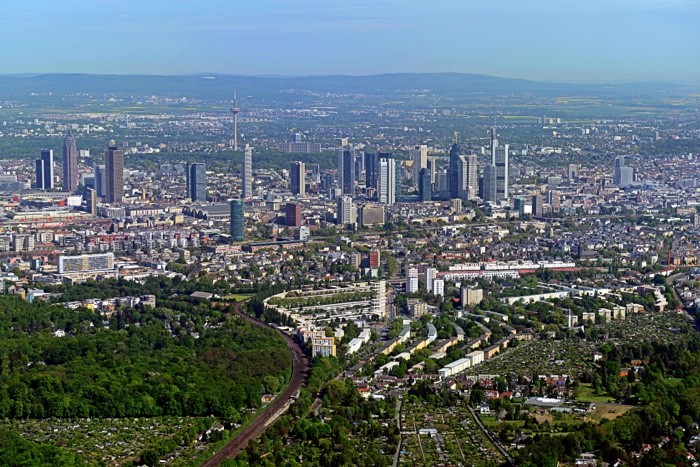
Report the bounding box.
[0,0,697,82]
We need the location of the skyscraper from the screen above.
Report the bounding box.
[230,199,245,241]
[285,202,302,227]
[62,131,78,192]
[104,140,124,203]
[482,164,498,203]
[448,143,461,199]
[35,149,54,190]
[94,164,106,198]
[614,156,633,186]
[86,187,97,215]
[418,168,432,202]
[364,152,378,190]
[338,147,355,196]
[491,128,509,200]
[336,196,356,225]
[378,154,396,204]
[411,144,428,185]
[457,154,478,201]
[242,145,253,198]
[290,161,306,196]
[186,163,207,202]
[532,194,544,217]
[548,190,561,213]
[567,163,580,180]
[426,158,437,185]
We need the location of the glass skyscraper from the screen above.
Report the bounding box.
[186,162,207,202]
[230,199,245,241]
[35,149,54,190]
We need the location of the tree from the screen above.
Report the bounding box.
[469,388,484,406]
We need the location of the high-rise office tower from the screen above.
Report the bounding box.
[457,154,478,201]
[532,194,544,216]
[482,164,498,203]
[311,164,321,183]
[35,149,54,190]
[364,152,378,189]
[290,161,306,196]
[242,145,253,198]
[378,154,396,204]
[62,131,78,192]
[336,196,356,225]
[426,157,437,185]
[567,163,580,180]
[411,144,428,185]
[437,170,449,194]
[104,140,124,203]
[548,190,561,212]
[86,187,97,215]
[418,168,432,202]
[491,128,509,200]
[230,199,245,241]
[614,156,633,186]
[285,202,302,227]
[186,163,207,202]
[94,164,106,198]
[355,154,364,184]
[514,197,528,215]
[448,143,461,199]
[338,147,355,196]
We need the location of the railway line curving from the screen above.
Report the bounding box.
[201,302,309,467]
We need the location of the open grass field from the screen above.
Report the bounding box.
[588,403,634,421]
[577,383,615,403]
[222,293,254,302]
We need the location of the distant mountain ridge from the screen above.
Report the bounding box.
[0,72,691,99]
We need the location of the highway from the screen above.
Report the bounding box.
[201,302,309,467]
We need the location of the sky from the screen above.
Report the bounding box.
[0,0,698,83]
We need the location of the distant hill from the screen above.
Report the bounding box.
[0,73,692,100]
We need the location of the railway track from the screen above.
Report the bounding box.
[201,302,309,467]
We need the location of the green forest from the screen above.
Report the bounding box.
[0,294,291,420]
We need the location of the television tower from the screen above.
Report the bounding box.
[230,92,240,151]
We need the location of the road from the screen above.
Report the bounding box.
[201,302,309,467]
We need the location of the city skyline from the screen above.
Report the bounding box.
[0,1,698,83]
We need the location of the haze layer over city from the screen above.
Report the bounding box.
[0,2,699,467]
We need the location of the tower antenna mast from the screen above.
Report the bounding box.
[230,92,241,151]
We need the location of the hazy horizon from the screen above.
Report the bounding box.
[0,0,698,83]
[0,72,694,87]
